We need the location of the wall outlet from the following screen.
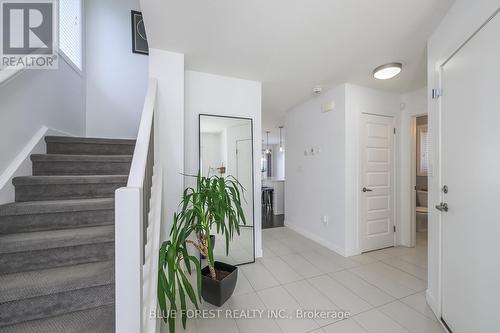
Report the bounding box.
[321,215,329,225]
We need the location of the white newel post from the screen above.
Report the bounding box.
[115,187,144,333]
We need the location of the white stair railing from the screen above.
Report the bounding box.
[115,78,161,333]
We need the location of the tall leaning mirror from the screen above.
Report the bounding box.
[199,114,255,265]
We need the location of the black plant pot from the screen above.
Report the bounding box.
[201,235,215,259]
[201,261,238,307]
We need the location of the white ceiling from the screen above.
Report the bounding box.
[141,0,454,143]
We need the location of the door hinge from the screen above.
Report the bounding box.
[432,88,442,99]
[393,226,396,233]
[393,128,396,135]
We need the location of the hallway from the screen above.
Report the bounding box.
[183,227,442,333]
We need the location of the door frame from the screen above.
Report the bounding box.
[358,112,397,253]
[410,114,428,247]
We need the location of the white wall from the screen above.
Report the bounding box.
[285,84,402,256]
[185,70,263,257]
[85,0,148,138]
[148,48,185,241]
[285,84,347,254]
[426,0,500,318]
[0,59,85,180]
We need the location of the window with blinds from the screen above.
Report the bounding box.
[59,0,82,70]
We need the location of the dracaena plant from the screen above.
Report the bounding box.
[158,174,246,332]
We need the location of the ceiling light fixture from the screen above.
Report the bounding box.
[373,62,402,80]
[278,126,284,152]
[265,131,271,154]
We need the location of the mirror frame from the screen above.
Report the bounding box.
[198,114,256,266]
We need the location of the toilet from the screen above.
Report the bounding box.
[416,190,428,232]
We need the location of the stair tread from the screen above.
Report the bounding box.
[45,136,135,145]
[31,154,132,162]
[0,198,114,216]
[0,225,114,254]
[0,261,114,303]
[0,304,114,333]
[12,175,128,185]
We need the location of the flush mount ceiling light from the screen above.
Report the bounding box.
[373,62,402,80]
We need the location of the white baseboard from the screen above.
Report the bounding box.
[255,247,263,258]
[284,220,349,257]
[426,289,440,318]
[345,247,362,257]
[0,126,71,204]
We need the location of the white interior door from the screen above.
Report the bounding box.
[440,10,500,332]
[236,139,254,226]
[360,114,395,252]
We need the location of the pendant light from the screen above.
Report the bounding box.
[265,131,271,154]
[279,126,284,152]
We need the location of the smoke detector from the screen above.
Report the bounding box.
[312,86,323,95]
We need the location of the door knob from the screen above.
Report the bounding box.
[362,187,373,193]
[435,202,449,212]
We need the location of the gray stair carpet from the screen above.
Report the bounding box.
[31,154,132,176]
[0,136,132,331]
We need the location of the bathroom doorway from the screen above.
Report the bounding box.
[412,115,429,246]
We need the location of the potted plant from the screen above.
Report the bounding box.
[158,174,247,333]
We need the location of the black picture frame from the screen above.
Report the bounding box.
[198,114,256,266]
[131,10,148,55]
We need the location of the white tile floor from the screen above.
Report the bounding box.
[178,227,444,333]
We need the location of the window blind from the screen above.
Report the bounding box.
[59,0,82,70]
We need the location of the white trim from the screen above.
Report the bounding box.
[409,113,428,247]
[285,219,350,257]
[0,126,73,204]
[436,64,444,326]
[410,116,417,248]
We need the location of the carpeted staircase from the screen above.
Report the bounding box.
[0,136,135,332]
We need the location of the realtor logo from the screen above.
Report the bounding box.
[1,0,58,69]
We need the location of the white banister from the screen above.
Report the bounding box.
[127,79,157,188]
[115,78,160,333]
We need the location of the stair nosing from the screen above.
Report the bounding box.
[0,261,114,303]
[0,225,115,254]
[0,198,115,216]
[31,154,133,162]
[12,175,128,186]
[45,136,135,145]
[0,303,115,332]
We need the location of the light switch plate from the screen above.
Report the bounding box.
[321,101,335,113]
